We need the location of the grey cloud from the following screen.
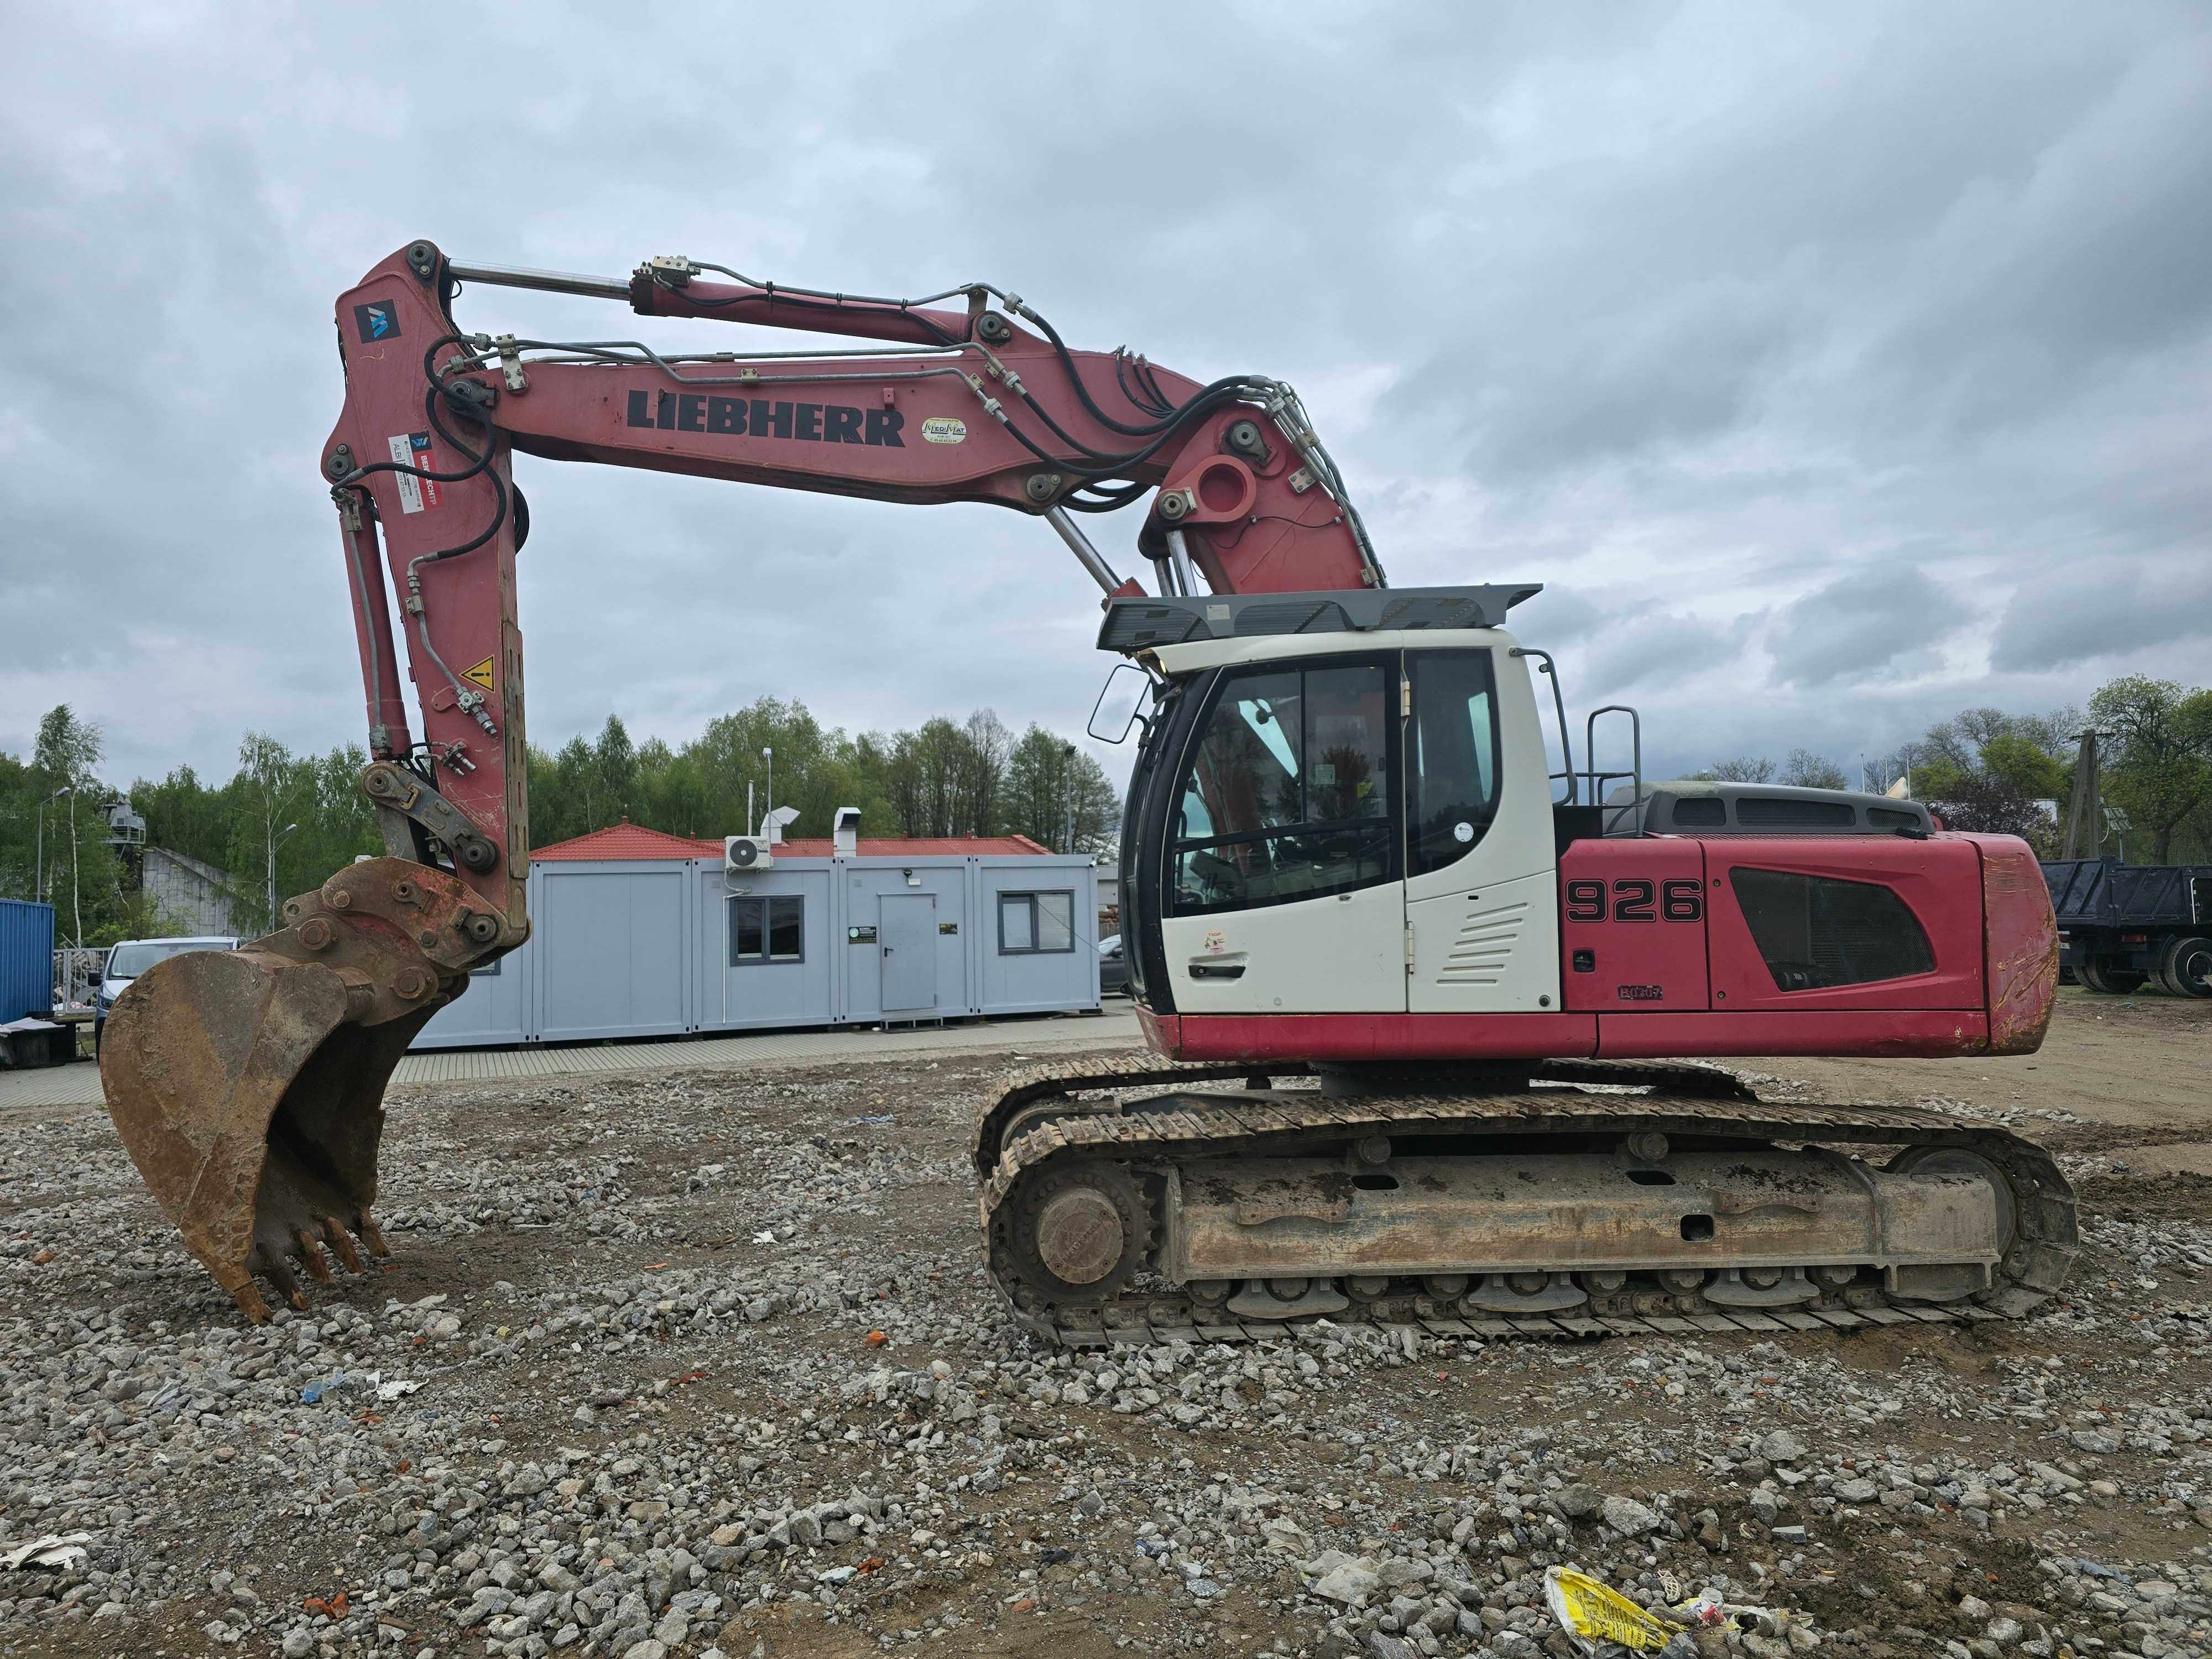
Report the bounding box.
[1762,567,1960,687]
[1989,554,2212,672]
[1,3,2205,800]
[1468,281,1807,479]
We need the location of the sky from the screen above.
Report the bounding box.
[3,3,2207,811]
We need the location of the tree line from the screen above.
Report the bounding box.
[530,698,1119,855]
[11,668,2201,948]
[1693,675,2212,861]
[0,698,1119,946]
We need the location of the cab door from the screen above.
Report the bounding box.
[1156,655,1405,1013]
[1403,644,1563,1014]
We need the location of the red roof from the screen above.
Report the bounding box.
[532,823,719,862]
[533,823,1055,862]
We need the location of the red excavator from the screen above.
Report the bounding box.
[101,242,2075,1339]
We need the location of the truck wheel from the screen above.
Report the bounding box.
[2159,936,2212,999]
[2078,960,2146,994]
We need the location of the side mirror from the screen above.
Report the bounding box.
[1088,661,1153,744]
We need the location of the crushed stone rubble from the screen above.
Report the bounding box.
[0,1055,2208,1657]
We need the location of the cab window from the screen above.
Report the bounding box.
[1169,661,1394,915]
[1406,649,1501,877]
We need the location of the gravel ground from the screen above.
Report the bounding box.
[2,997,2208,1659]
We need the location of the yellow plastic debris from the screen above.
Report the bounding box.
[1543,1566,1685,1654]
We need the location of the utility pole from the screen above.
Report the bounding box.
[2062,729,2109,860]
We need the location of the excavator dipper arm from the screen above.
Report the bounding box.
[101,239,1383,1319]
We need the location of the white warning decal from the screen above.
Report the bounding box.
[386,432,441,513]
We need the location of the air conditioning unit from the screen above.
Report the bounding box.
[725,835,774,872]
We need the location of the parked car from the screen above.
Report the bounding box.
[1098,933,1130,997]
[95,936,241,1056]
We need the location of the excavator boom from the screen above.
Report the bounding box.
[101,239,1385,1318]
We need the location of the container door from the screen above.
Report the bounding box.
[1156,656,1402,1014]
[879,894,938,1013]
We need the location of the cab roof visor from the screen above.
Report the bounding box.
[1096,584,1541,653]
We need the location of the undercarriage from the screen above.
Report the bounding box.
[972,1058,2078,1347]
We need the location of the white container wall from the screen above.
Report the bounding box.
[414,850,1099,1050]
[697,867,837,1031]
[833,860,975,1024]
[423,955,530,1047]
[536,863,693,1042]
[977,866,1097,1016]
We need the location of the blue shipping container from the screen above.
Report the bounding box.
[0,900,56,1021]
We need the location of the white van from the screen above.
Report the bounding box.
[95,936,241,1056]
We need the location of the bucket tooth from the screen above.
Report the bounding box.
[324,1218,367,1274]
[294,1231,336,1285]
[258,1253,310,1312]
[226,1278,272,1324]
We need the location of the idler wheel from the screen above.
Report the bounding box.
[1888,1146,2017,1254]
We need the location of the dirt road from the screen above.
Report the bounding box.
[0,991,2205,1658]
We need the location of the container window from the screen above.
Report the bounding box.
[1728,868,1934,990]
[729,895,804,964]
[1671,797,1727,827]
[1000,890,1075,954]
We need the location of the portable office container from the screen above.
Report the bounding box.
[0,900,56,1021]
[413,822,1100,1049]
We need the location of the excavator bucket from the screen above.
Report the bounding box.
[98,857,491,1321]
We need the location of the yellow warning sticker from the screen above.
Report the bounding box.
[462,657,495,691]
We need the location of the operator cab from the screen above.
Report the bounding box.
[1099,587,1562,1022]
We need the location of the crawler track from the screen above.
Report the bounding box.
[972,1061,2078,1349]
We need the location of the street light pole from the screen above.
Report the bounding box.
[68,787,82,947]
[35,786,72,905]
[761,747,773,834]
[1061,743,1076,854]
[267,822,299,935]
